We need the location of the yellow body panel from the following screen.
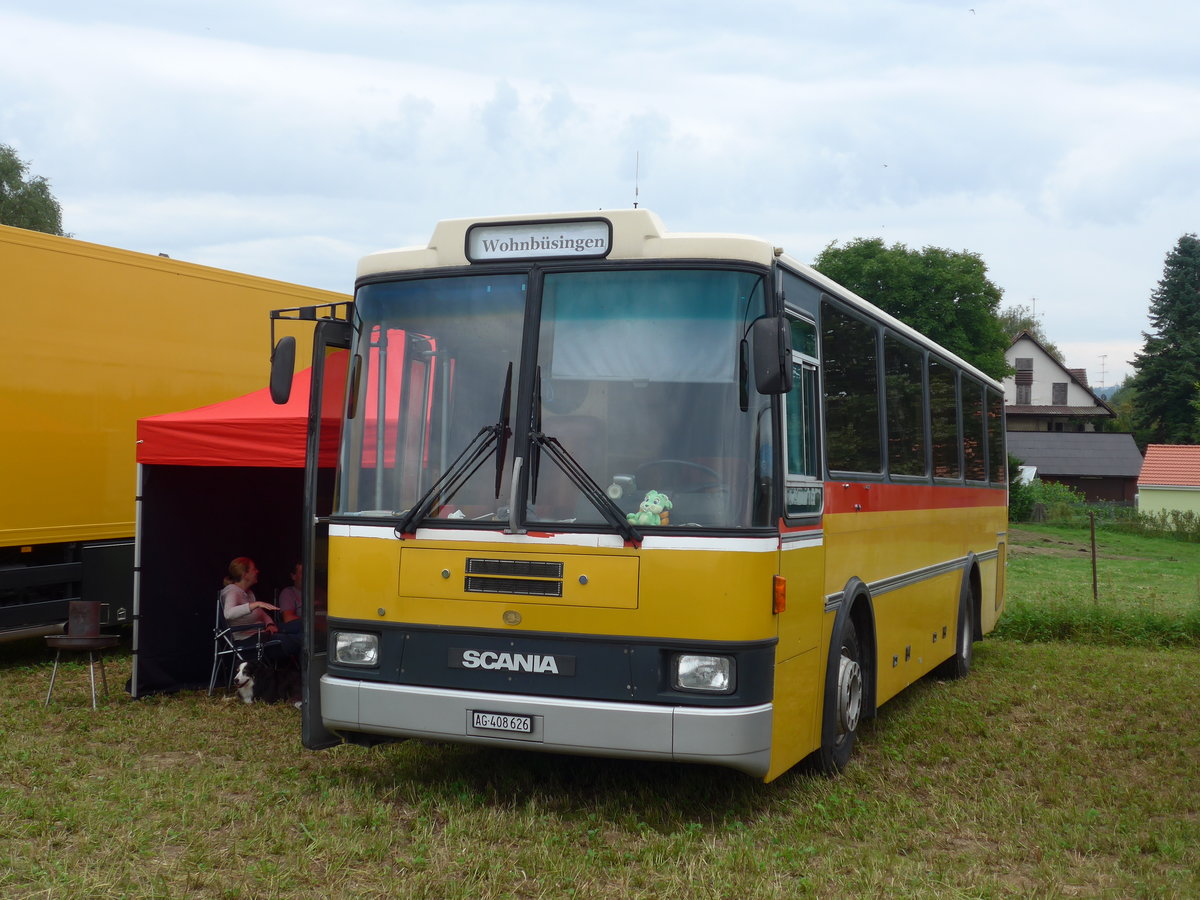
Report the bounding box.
[822,506,1001,591]
[328,499,1004,780]
[825,504,1006,706]
[776,543,826,659]
[769,541,828,773]
[764,647,821,780]
[330,535,780,643]
[983,541,1007,633]
[397,547,640,609]
[0,225,341,549]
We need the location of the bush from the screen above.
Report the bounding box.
[1008,478,1085,522]
[1104,507,1200,543]
[1016,500,1200,542]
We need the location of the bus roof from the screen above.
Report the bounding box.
[356,209,1001,391]
[356,209,778,276]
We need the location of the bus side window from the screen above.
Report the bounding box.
[962,378,988,482]
[821,303,882,475]
[986,389,1006,485]
[929,359,961,479]
[883,334,927,478]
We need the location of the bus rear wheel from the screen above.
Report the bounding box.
[812,619,863,774]
[936,582,974,680]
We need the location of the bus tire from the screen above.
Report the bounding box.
[936,574,975,680]
[812,617,864,775]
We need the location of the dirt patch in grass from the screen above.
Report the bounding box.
[142,751,204,769]
[1008,529,1146,561]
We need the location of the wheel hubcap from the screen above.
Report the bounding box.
[837,652,862,735]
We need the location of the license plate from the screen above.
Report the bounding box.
[471,711,533,733]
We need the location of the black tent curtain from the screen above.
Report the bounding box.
[133,464,305,697]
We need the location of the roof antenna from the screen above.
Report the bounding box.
[633,151,640,209]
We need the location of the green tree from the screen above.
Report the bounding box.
[1191,383,1200,439]
[1107,381,1138,433]
[812,237,1010,380]
[998,301,1064,361]
[1129,234,1200,444]
[0,144,65,235]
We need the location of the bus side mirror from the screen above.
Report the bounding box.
[269,336,296,404]
[752,316,793,395]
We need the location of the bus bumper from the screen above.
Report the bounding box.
[321,675,773,777]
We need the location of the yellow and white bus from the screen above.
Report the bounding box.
[273,210,1007,780]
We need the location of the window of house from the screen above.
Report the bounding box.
[1052,382,1067,405]
[1015,358,1033,371]
[1016,384,1031,405]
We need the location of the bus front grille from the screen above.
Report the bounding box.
[464,558,565,597]
[464,575,564,597]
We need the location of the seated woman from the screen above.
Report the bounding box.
[276,561,303,635]
[222,557,300,659]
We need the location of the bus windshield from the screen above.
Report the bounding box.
[340,273,528,521]
[531,268,771,529]
[339,267,773,530]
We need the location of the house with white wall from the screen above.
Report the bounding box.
[1003,331,1142,503]
[1002,331,1114,432]
[1138,445,1200,515]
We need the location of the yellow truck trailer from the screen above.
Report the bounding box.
[0,224,345,640]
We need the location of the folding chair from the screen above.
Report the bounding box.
[208,592,282,696]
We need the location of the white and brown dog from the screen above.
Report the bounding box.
[232,660,302,707]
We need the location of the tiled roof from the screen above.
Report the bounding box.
[1007,432,1144,478]
[1138,444,1200,487]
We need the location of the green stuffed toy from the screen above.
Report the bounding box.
[627,490,672,526]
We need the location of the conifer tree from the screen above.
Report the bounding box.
[1130,234,1200,443]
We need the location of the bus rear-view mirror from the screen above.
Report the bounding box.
[269,335,297,404]
[752,316,793,395]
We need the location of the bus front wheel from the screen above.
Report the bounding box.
[812,618,863,775]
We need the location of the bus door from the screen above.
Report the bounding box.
[301,318,352,749]
[780,317,824,635]
[774,315,826,763]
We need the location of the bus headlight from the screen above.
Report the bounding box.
[333,631,379,666]
[672,654,735,693]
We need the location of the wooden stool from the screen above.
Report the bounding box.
[44,634,121,709]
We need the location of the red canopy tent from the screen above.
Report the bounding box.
[136,368,326,469]
[131,369,325,696]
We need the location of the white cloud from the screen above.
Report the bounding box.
[2,0,1196,377]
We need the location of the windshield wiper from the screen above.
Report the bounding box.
[494,363,512,497]
[396,362,512,535]
[526,369,641,545]
[529,432,642,545]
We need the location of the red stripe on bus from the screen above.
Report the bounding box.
[823,481,1006,515]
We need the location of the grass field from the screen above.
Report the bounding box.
[2,525,1198,899]
[1001,525,1200,646]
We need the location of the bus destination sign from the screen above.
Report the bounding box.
[466,219,611,262]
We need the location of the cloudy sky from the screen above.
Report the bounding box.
[4,1,1197,386]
